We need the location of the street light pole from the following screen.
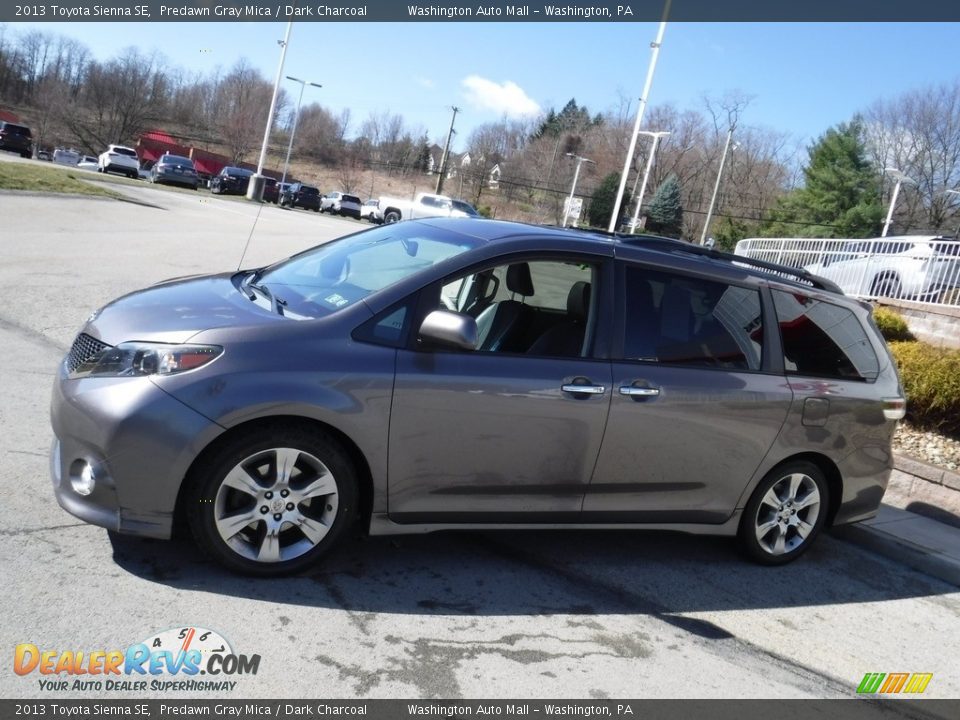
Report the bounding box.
[608,0,671,232]
[247,21,293,201]
[280,76,321,187]
[564,153,594,228]
[882,167,916,237]
[699,127,734,245]
[946,189,960,238]
[435,106,460,195]
[628,130,670,234]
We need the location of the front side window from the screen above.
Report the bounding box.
[434,258,597,357]
[772,289,879,381]
[621,265,763,371]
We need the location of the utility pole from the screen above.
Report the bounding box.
[699,126,734,244]
[628,131,670,233]
[882,168,916,237]
[563,154,594,228]
[435,106,460,195]
[280,76,321,187]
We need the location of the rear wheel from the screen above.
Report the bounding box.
[384,210,401,224]
[872,275,902,299]
[738,461,828,565]
[186,426,358,576]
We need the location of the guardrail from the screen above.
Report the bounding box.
[734,237,960,308]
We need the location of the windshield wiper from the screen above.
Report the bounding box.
[245,273,287,316]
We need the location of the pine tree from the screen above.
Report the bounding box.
[644,174,684,238]
[762,119,883,238]
[587,172,631,229]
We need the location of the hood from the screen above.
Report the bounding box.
[84,273,282,345]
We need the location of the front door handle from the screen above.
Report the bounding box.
[561,384,606,395]
[619,386,660,397]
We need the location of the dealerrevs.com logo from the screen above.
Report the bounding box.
[14,627,260,693]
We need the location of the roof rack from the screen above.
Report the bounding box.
[616,235,844,294]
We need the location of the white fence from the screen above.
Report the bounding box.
[734,236,960,308]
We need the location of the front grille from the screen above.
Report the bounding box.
[67,333,110,373]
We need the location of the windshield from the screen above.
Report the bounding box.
[256,222,481,318]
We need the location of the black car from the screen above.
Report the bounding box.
[0,121,33,158]
[149,154,200,190]
[279,182,322,211]
[210,166,254,196]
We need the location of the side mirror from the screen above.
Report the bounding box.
[419,310,478,351]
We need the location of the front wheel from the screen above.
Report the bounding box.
[186,426,359,576]
[737,461,828,565]
[384,210,401,224]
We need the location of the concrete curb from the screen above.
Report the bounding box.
[894,452,960,492]
[834,506,960,588]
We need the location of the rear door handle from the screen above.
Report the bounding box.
[561,384,606,395]
[619,386,660,397]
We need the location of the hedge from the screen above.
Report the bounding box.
[888,340,960,435]
[872,307,915,342]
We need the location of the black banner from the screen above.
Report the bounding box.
[2,700,960,720]
[4,0,960,23]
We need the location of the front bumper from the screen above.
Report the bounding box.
[50,362,224,539]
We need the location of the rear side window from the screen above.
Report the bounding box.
[113,147,137,157]
[772,290,879,381]
[622,266,763,371]
[2,123,31,137]
[343,195,361,204]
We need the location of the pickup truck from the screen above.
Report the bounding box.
[377,192,479,224]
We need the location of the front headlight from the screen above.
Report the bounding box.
[70,342,223,378]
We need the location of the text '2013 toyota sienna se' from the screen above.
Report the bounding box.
[50,218,906,576]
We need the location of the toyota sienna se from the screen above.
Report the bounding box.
[50,219,905,576]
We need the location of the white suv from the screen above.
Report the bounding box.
[98,145,140,179]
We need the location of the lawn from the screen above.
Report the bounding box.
[0,160,119,198]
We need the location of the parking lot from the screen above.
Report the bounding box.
[1,164,959,702]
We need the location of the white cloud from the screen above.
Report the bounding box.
[461,75,541,118]
[415,76,435,89]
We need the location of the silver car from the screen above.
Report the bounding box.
[50,219,904,576]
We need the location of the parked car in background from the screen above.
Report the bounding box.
[36,149,51,161]
[0,121,33,158]
[262,177,279,204]
[50,219,904,576]
[378,192,474,224]
[97,144,140,179]
[279,182,322,211]
[800,236,960,301]
[149,154,200,189]
[361,199,383,224]
[320,191,362,218]
[210,166,253,196]
[451,199,481,217]
[76,155,99,171]
[53,148,81,166]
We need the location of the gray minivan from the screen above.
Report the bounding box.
[50,219,905,575]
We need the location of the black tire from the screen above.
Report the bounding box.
[872,275,902,300]
[737,460,829,566]
[186,424,359,577]
[384,210,401,224]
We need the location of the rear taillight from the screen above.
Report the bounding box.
[883,397,906,420]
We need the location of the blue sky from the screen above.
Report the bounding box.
[9,21,958,151]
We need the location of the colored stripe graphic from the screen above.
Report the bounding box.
[857,673,885,694]
[857,672,932,694]
[903,674,933,694]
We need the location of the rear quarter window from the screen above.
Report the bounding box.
[772,289,879,381]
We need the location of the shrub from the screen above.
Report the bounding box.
[888,341,960,435]
[872,307,914,342]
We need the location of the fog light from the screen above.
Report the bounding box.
[70,462,96,496]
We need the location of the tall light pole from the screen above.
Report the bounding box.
[882,167,916,237]
[435,106,460,195]
[699,127,736,245]
[628,130,670,233]
[280,76,321,187]
[247,21,293,202]
[564,153,594,228]
[608,0,671,232]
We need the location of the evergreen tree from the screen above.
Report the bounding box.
[644,174,684,238]
[587,172,631,229]
[762,119,883,238]
[415,136,431,173]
